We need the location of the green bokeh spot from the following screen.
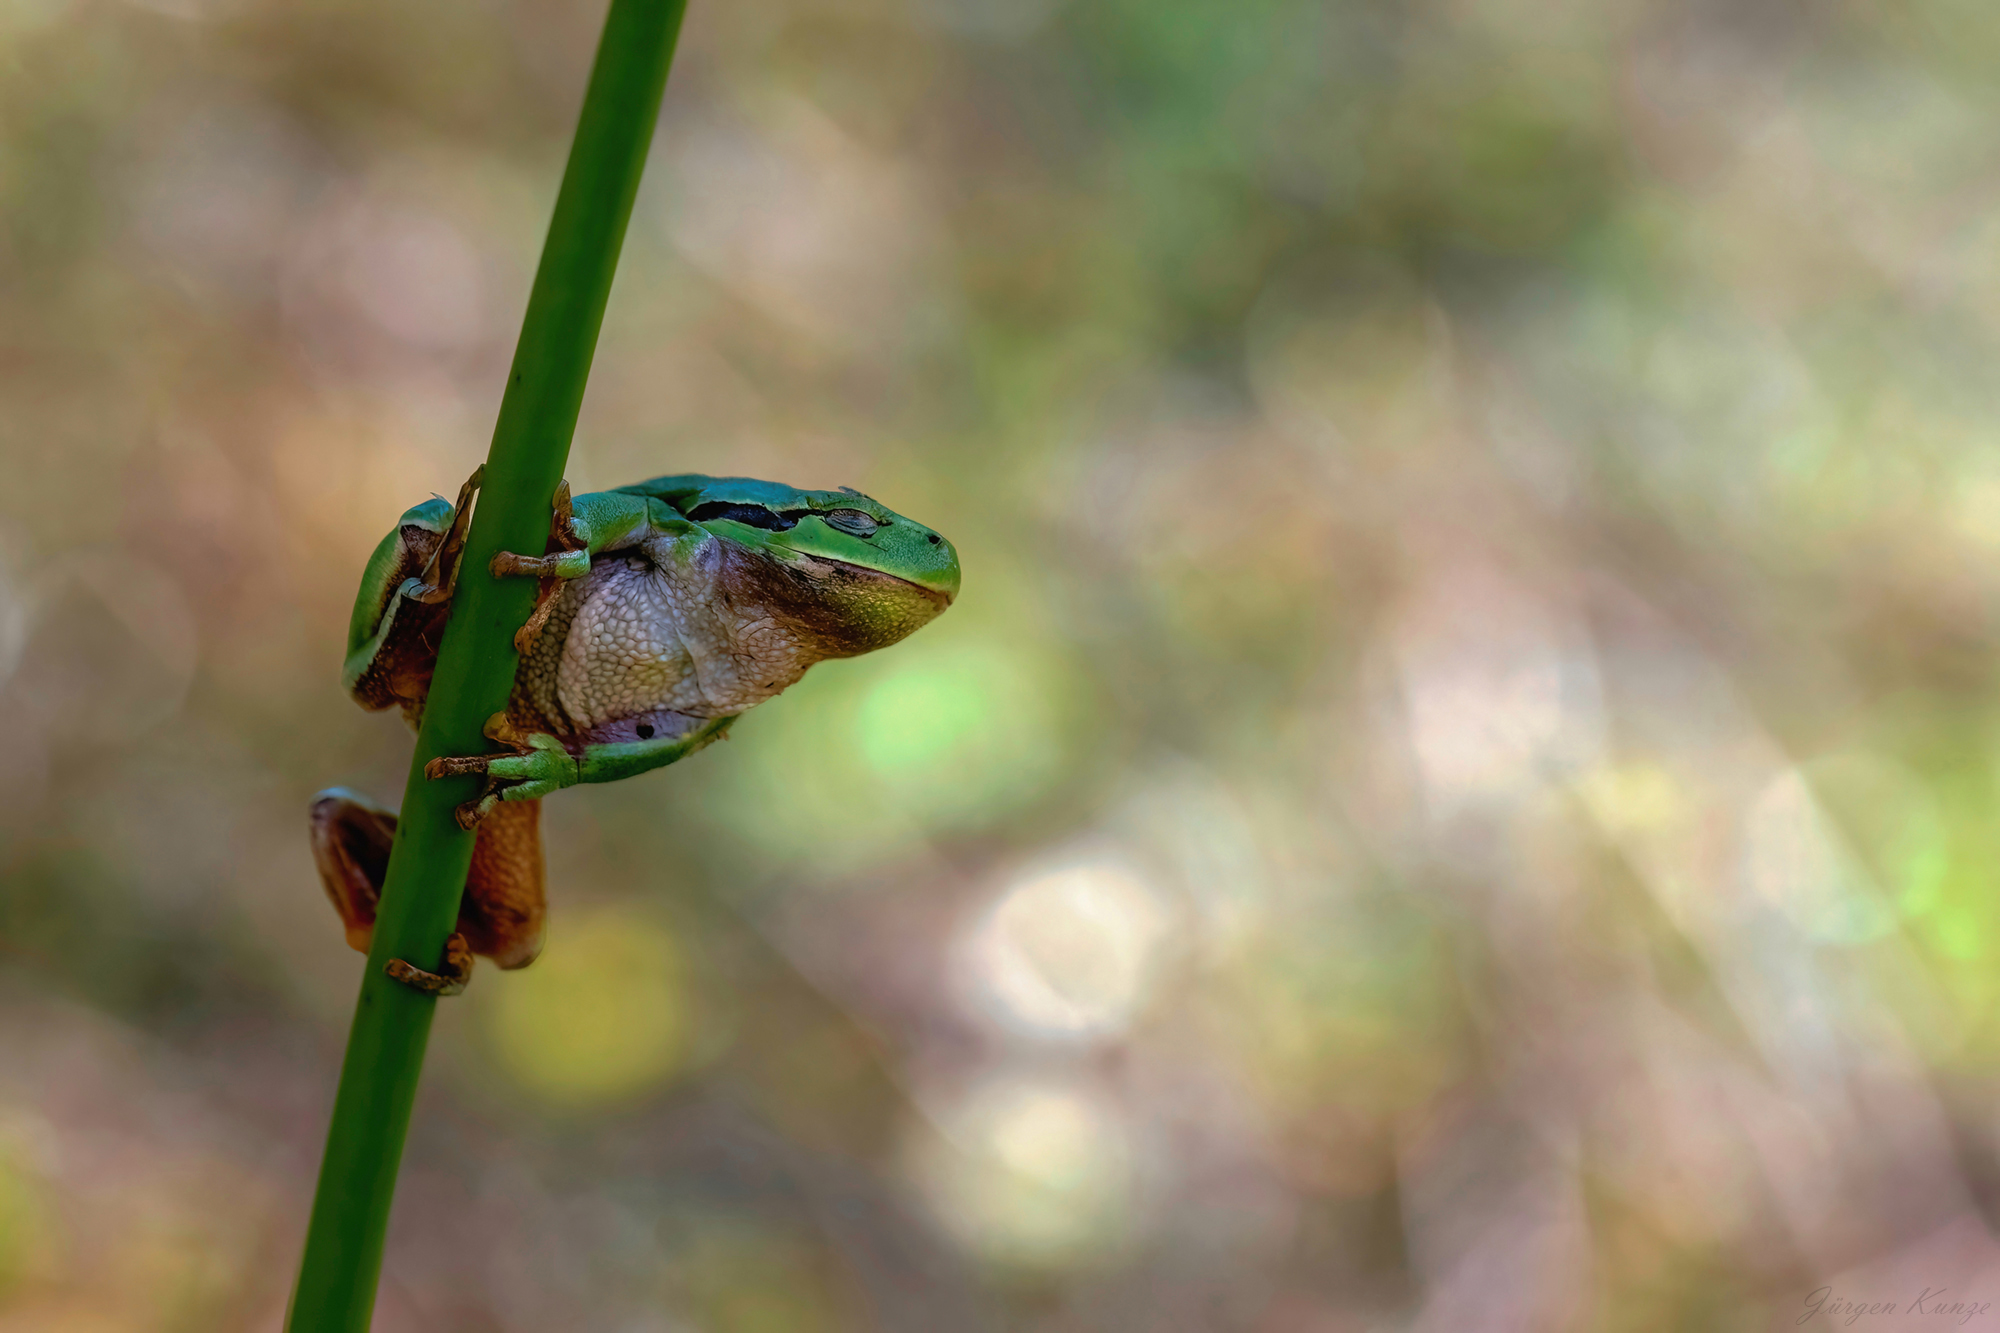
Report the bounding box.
[857,649,1045,782]
[852,643,1065,822]
[856,659,990,777]
[1933,899,1991,962]
[709,633,1073,869]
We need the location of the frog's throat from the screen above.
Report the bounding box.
[715,541,952,662]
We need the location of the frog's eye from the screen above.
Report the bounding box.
[687,501,797,532]
[823,508,879,537]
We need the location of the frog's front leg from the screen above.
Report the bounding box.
[491,479,593,579]
[488,482,654,653]
[428,731,579,827]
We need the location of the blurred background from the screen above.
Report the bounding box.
[2,0,2000,1327]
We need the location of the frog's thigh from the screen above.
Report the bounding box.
[309,788,397,954]
[458,797,546,971]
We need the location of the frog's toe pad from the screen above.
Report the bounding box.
[386,933,473,997]
[454,794,499,830]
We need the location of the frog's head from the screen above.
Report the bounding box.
[639,475,960,658]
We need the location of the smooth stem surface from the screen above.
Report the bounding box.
[286,3,687,1328]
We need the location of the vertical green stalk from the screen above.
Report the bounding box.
[286,3,687,1327]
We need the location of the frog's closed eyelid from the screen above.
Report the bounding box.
[822,508,879,537]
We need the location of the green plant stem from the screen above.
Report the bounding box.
[286,3,687,1327]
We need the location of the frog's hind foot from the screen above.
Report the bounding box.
[408,465,485,606]
[386,933,473,997]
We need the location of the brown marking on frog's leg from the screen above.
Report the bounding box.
[309,789,397,954]
[455,797,546,970]
[408,465,484,606]
[386,933,472,997]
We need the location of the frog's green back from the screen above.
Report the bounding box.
[613,474,812,512]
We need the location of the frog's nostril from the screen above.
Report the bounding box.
[927,533,940,544]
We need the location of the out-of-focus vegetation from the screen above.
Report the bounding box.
[4,0,2000,1328]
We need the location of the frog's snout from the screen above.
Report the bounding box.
[912,531,961,605]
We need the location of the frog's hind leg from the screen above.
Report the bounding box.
[309,787,398,955]
[456,796,547,970]
[307,787,544,986]
[407,465,484,606]
[308,788,472,994]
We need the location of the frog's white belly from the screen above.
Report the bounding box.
[550,535,812,729]
[554,556,699,726]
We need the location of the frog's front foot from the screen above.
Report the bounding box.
[386,932,473,997]
[426,729,578,825]
[493,480,594,653]
[489,549,591,580]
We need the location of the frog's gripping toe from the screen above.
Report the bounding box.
[425,732,576,805]
[386,932,473,997]
[454,793,499,830]
[407,465,485,607]
[424,753,489,780]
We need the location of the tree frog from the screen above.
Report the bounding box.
[310,472,960,994]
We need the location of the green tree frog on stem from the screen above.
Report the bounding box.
[310,472,960,994]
